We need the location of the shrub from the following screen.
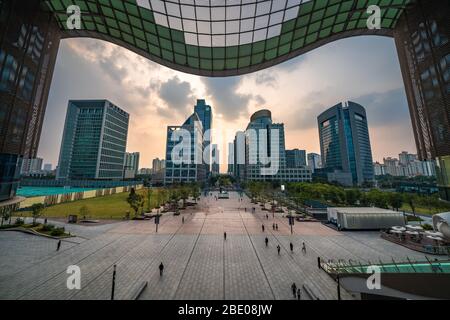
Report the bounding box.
[41,224,55,232]
[50,227,65,237]
[14,218,25,226]
[422,223,433,231]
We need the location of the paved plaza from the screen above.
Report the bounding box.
[0,192,439,300]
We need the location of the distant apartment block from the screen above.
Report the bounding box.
[57,100,129,180]
[374,152,436,178]
[124,152,140,179]
[152,158,166,174]
[20,157,43,176]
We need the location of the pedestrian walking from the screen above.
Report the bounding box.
[302,242,307,254]
[159,262,164,276]
[272,223,275,230]
[182,216,185,224]
[262,224,265,232]
[224,232,227,240]
[266,214,269,220]
[290,242,294,252]
[291,283,297,298]
[297,288,302,300]
[56,240,62,252]
[265,237,269,247]
[276,224,279,231]
[277,245,281,255]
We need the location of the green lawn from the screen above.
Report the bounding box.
[400,204,441,216]
[19,189,159,220]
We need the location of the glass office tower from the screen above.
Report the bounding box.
[394,0,450,200]
[194,99,212,172]
[0,0,59,201]
[165,111,207,185]
[57,100,129,181]
[318,101,374,186]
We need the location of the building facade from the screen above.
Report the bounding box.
[394,0,450,200]
[286,149,307,168]
[124,152,140,179]
[165,111,207,184]
[374,153,436,178]
[194,99,212,172]
[0,0,60,202]
[56,100,129,181]
[152,158,165,174]
[211,144,220,176]
[318,101,374,186]
[20,157,43,176]
[307,153,322,173]
[232,110,311,183]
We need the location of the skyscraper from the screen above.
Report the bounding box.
[194,99,212,172]
[394,0,449,200]
[236,110,311,182]
[318,101,374,186]
[211,144,220,176]
[56,100,129,181]
[286,149,307,168]
[165,111,207,184]
[307,153,322,173]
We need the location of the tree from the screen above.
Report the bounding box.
[0,207,13,227]
[345,189,360,206]
[145,188,153,212]
[388,193,404,211]
[407,194,417,216]
[179,185,190,208]
[126,188,144,217]
[31,203,45,225]
[79,205,90,218]
[190,183,201,203]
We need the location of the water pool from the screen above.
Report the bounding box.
[17,187,96,198]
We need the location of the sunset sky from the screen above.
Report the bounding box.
[39,35,416,172]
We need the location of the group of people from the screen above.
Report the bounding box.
[291,283,302,300]
[264,238,307,255]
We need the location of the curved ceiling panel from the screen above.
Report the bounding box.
[43,0,411,76]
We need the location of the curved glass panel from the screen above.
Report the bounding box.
[43,0,411,75]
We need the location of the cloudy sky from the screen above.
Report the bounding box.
[38,35,416,171]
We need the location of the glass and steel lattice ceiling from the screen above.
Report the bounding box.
[43,0,411,76]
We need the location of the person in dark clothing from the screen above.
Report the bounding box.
[276,224,279,231]
[277,245,281,255]
[159,262,164,276]
[265,237,269,247]
[290,242,294,252]
[272,223,276,230]
[262,225,265,232]
[182,217,185,224]
[302,242,307,254]
[224,232,227,240]
[297,288,302,300]
[56,240,62,252]
[291,283,297,298]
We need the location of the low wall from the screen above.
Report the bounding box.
[19,185,144,209]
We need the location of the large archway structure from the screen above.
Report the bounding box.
[0,0,449,204]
